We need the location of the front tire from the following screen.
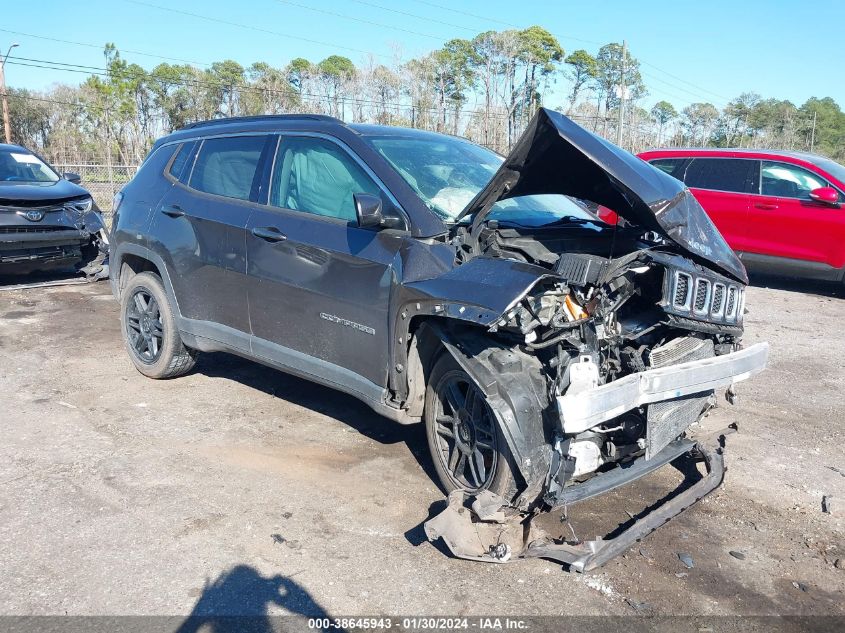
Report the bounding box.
[424,353,518,500]
[120,271,197,379]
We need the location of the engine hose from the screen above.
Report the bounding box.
[526,323,584,350]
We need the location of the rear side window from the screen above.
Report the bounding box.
[682,158,756,194]
[649,158,684,179]
[190,136,267,201]
[168,143,194,181]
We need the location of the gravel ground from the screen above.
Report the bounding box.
[0,274,843,617]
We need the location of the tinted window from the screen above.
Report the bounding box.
[0,149,59,183]
[683,158,755,193]
[190,136,266,201]
[168,143,193,180]
[649,158,684,178]
[270,136,380,222]
[761,161,827,199]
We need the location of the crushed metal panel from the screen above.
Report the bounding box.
[425,430,730,572]
[457,107,748,283]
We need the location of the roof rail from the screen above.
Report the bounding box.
[180,114,343,130]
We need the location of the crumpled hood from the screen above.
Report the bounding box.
[0,178,90,206]
[458,108,748,283]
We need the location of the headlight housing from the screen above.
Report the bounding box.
[65,197,94,216]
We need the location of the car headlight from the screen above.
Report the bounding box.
[65,197,93,216]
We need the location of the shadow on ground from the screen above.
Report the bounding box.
[748,273,843,298]
[194,352,439,486]
[175,565,336,633]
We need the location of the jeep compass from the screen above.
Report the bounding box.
[110,109,768,570]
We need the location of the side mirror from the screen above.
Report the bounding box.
[354,193,384,228]
[63,172,82,185]
[809,186,839,206]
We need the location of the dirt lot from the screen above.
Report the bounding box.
[0,275,843,617]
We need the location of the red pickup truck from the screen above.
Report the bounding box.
[637,148,845,283]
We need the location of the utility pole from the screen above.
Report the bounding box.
[810,110,817,152]
[616,40,627,148]
[0,43,20,144]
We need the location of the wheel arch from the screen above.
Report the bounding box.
[111,243,181,317]
[406,318,554,509]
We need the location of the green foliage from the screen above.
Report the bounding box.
[3,36,845,163]
[564,50,597,110]
[594,43,646,112]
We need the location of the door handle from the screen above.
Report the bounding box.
[251,226,287,242]
[754,202,778,210]
[161,204,185,218]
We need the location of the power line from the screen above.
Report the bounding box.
[0,28,212,67]
[640,71,727,109]
[275,0,446,42]
[347,0,481,34]
[123,0,395,61]
[405,0,731,108]
[640,60,732,103]
[408,0,604,45]
[3,56,513,120]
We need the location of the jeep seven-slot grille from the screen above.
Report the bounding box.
[669,270,742,324]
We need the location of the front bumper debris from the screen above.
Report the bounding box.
[558,342,769,434]
[424,428,732,573]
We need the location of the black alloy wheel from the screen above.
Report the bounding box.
[124,288,164,364]
[432,371,499,491]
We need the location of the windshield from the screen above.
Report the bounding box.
[0,149,59,183]
[812,155,845,186]
[365,134,603,226]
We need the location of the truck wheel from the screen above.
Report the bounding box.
[425,353,518,500]
[120,271,197,379]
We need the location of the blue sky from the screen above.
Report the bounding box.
[3,0,843,111]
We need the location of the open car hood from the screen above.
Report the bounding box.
[458,108,748,283]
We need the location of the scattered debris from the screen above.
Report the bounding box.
[624,598,652,613]
[729,550,746,560]
[675,572,688,578]
[791,581,808,592]
[678,553,694,569]
[821,495,833,515]
[282,512,293,519]
[57,401,77,409]
[271,533,286,545]
[827,466,845,477]
[835,559,844,570]
[639,548,654,562]
[583,576,616,598]
[488,542,512,562]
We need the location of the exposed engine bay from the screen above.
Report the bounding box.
[420,108,768,571]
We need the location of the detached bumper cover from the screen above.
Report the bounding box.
[425,429,731,572]
[558,342,769,434]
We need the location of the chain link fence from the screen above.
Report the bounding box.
[53,164,138,223]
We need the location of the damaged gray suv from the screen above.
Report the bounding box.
[110,109,768,571]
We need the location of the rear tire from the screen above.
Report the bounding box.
[120,271,197,379]
[424,353,518,500]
